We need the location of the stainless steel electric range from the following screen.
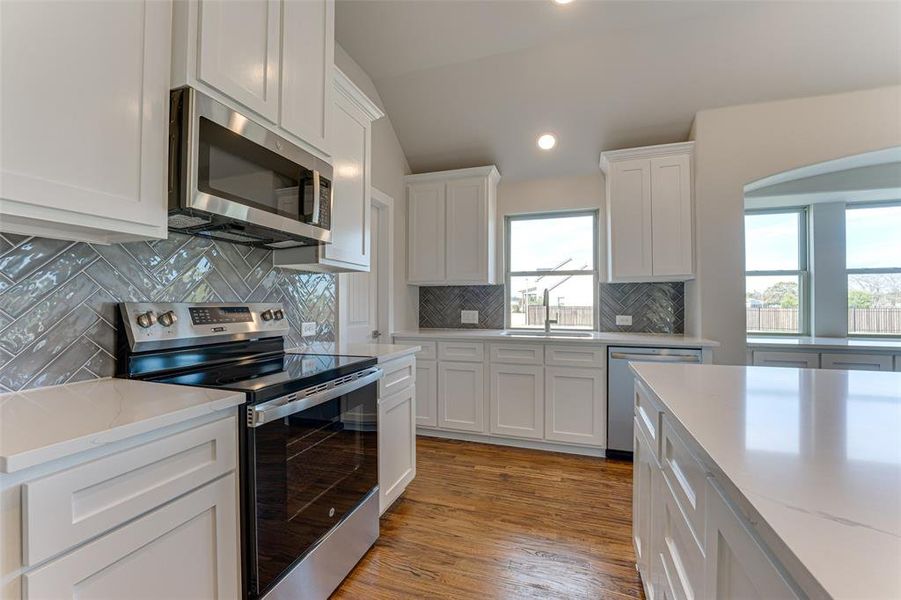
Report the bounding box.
[116,302,382,600]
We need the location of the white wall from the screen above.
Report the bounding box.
[495,172,606,276]
[688,85,901,364]
[334,45,417,332]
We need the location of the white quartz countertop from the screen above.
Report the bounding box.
[631,363,901,599]
[393,329,719,348]
[287,341,421,363]
[0,378,245,474]
[748,335,901,351]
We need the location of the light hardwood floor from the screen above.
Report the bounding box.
[334,437,644,599]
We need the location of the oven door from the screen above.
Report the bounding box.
[245,368,380,598]
[171,87,333,243]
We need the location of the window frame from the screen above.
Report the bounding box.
[744,206,810,336]
[504,210,600,331]
[845,201,901,338]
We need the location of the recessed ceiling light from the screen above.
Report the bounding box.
[553,0,573,5]
[537,134,557,150]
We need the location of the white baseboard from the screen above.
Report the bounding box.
[415,427,607,458]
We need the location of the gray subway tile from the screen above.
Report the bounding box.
[0,244,98,317]
[0,237,71,280]
[26,338,99,390]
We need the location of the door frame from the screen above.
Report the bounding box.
[337,187,394,345]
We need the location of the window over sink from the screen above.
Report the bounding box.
[505,211,598,331]
[846,203,901,336]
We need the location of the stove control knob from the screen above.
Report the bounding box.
[136,311,157,328]
[158,310,178,327]
[261,309,274,322]
[273,309,285,321]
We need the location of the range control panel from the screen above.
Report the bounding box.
[189,306,254,325]
[120,302,290,352]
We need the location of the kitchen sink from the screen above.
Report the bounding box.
[501,331,594,339]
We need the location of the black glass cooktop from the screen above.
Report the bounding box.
[151,353,377,403]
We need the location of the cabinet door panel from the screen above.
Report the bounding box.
[544,367,606,446]
[489,364,544,439]
[324,92,370,267]
[280,0,333,153]
[751,351,819,369]
[608,159,652,280]
[379,386,416,514]
[651,154,693,277]
[415,360,438,427]
[445,177,489,282]
[24,475,239,600]
[408,183,446,282]
[820,352,893,372]
[198,0,280,121]
[633,422,655,585]
[705,479,800,599]
[438,362,485,432]
[0,0,170,240]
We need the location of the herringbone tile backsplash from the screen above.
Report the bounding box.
[599,282,684,333]
[419,285,505,329]
[418,282,684,332]
[0,233,336,392]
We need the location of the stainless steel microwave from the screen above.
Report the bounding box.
[168,87,333,248]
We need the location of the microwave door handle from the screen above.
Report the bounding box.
[311,170,321,225]
[247,367,382,427]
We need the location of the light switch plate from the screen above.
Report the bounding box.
[461,310,479,324]
[615,315,633,326]
[301,322,317,337]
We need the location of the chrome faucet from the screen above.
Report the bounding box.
[543,288,557,333]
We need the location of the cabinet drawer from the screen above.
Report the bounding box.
[488,343,543,365]
[661,417,706,550]
[22,415,237,566]
[660,474,704,600]
[379,355,416,397]
[438,341,485,362]
[634,379,664,460]
[544,344,605,368]
[752,350,819,369]
[820,352,893,372]
[396,339,436,360]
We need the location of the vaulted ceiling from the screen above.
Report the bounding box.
[336,0,901,181]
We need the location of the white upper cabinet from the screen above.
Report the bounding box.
[407,166,500,285]
[407,182,447,283]
[196,0,281,121]
[600,142,694,282]
[274,68,383,272]
[0,0,172,244]
[280,0,334,153]
[172,0,335,158]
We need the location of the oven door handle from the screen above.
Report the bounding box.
[247,367,383,428]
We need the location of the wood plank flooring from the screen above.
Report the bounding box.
[333,437,644,599]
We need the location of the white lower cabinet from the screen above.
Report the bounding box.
[438,361,486,432]
[379,385,416,514]
[820,352,893,371]
[489,364,544,439]
[544,367,606,446]
[705,479,800,599]
[414,360,438,428]
[752,351,819,369]
[24,474,239,599]
[633,421,657,592]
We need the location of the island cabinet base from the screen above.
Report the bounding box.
[633,380,803,600]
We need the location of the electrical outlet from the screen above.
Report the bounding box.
[301,322,317,337]
[461,310,479,324]
[615,315,633,326]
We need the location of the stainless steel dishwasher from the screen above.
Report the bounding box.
[607,346,702,459]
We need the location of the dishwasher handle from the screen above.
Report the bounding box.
[610,352,701,363]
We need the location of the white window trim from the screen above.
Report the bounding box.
[504,210,600,331]
[745,207,810,336]
[846,201,901,338]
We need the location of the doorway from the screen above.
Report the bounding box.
[338,188,394,345]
